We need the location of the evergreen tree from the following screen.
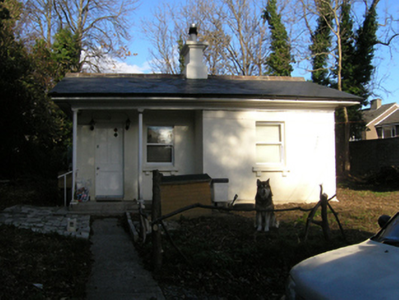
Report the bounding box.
[0,0,68,181]
[353,0,379,102]
[51,28,80,82]
[310,0,333,86]
[177,35,185,74]
[262,0,293,76]
[335,0,377,138]
[0,0,34,178]
[336,0,357,95]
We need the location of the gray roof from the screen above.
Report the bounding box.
[379,109,399,126]
[49,74,362,101]
[362,103,397,124]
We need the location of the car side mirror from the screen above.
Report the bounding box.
[378,215,391,228]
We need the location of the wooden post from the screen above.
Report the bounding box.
[320,192,331,241]
[152,170,163,271]
[304,185,332,241]
[304,202,321,241]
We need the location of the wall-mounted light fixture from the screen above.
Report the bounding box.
[125,118,131,130]
[90,118,95,131]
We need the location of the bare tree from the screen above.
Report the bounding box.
[220,0,269,75]
[141,0,270,76]
[22,0,139,72]
[141,3,183,74]
[23,0,55,47]
[177,0,232,75]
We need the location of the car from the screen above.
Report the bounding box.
[285,213,399,300]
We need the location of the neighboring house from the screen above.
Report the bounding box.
[49,26,360,205]
[361,99,399,140]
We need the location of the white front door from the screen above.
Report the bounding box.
[95,125,124,200]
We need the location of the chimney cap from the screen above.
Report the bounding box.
[188,23,198,35]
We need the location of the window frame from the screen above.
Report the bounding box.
[255,121,285,166]
[145,125,175,165]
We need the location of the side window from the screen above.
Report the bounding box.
[147,126,174,163]
[256,122,284,165]
[383,127,392,139]
[376,127,382,139]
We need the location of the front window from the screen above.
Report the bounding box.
[256,122,284,164]
[147,126,174,163]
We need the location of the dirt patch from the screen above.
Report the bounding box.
[134,186,399,299]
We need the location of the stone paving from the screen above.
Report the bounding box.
[0,205,91,239]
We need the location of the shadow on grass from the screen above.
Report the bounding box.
[339,166,399,192]
[0,225,92,300]
[133,213,377,300]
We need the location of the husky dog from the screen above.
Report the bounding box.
[255,179,279,232]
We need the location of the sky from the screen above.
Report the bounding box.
[108,0,399,107]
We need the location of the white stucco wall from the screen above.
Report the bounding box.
[76,110,199,201]
[202,109,337,203]
[76,108,337,204]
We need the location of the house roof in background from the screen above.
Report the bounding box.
[378,109,399,125]
[362,103,398,124]
[49,73,362,102]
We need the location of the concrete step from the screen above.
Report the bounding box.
[69,200,139,215]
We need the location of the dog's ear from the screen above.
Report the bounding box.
[266,178,270,184]
[257,179,261,186]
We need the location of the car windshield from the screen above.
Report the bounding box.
[373,213,399,246]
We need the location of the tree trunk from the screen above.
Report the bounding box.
[343,107,350,176]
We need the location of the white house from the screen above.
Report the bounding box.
[50,26,361,206]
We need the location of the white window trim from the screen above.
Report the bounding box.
[145,125,175,166]
[253,121,289,177]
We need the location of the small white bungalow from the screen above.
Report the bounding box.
[50,26,361,206]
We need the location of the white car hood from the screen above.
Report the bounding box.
[291,239,399,300]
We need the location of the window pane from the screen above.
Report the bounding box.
[147,146,172,163]
[376,128,382,138]
[147,126,173,144]
[256,145,281,163]
[256,125,280,142]
[384,128,392,138]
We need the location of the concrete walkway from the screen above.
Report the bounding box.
[86,218,165,300]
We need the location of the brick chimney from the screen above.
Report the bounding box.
[370,98,382,110]
[181,24,208,79]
